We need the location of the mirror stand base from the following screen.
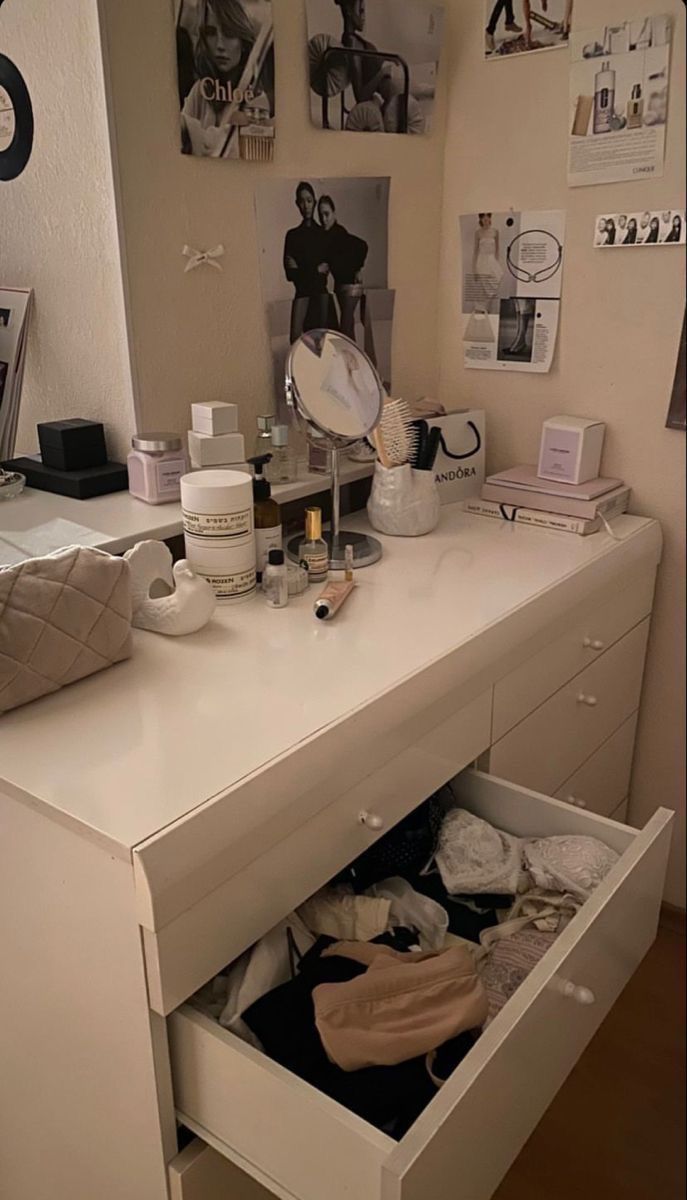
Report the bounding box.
[286,530,383,571]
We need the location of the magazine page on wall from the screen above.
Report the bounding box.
[306,0,444,135]
[255,177,394,405]
[568,12,672,188]
[484,0,573,60]
[176,0,275,161]
[0,288,32,460]
[459,210,565,374]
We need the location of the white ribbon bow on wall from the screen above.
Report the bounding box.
[182,244,225,272]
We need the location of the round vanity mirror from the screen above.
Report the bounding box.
[286,330,384,569]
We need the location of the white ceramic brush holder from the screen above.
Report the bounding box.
[367,463,440,537]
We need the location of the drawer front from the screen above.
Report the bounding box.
[169,1139,272,1200]
[168,771,673,1200]
[493,569,655,740]
[145,689,492,1015]
[489,619,650,797]
[554,713,638,817]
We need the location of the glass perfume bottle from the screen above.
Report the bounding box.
[254,414,275,459]
[265,425,298,484]
[299,508,329,583]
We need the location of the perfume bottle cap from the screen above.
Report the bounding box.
[305,507,323,542]
[271,424,289,448]
[257,415,275,433]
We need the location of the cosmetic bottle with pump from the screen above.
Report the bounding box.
[593,61,616,134]
[299,507,329,583]
[249,455,282,583]
[627,84,644,129]
[266,424,298,484]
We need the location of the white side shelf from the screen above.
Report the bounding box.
[0,460,374,564]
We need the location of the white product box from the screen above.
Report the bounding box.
[191,402,239,437]
[188,430,246,468]
[538,416,605,485]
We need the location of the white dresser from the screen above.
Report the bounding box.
[0,509,672,1200]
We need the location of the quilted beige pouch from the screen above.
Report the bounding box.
[0,546,133,715]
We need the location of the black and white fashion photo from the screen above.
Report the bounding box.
[306,0,444,135]
[594,209,686,248]
[175,0,275,160]
[0,308,11,328]
[484,0,573,58]
[256,177,394,397]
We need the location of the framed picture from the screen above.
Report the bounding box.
[0,53,34,182]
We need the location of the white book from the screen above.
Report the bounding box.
[464,498,602,536]
[486,465,623,501]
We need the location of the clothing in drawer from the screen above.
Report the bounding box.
[167,770,672,1200]
[489,619,650,797]
[143,688,493,1015]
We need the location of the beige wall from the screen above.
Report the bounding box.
[98,0,448,448]
[437,0,686,906]
[0,0,135,462]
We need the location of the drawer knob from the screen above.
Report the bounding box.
[560,980,596,1006]
[566,795,587,809]
[359,811,385,831]
[583,637,605,651]
[576,693,598,707]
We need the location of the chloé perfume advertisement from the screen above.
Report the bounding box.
[459,210,566,375]
[175,0,275,161]
[568,13,672,188]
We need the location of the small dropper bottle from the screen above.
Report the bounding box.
[299,507,329,583]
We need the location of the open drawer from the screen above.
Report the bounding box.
[168,770,673,1200]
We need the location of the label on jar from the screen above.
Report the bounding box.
[197,565,257,600]
[255,525,283,576]
[155,458,186,497]
[183,506,252,540]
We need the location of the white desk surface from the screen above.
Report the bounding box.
[0,460,373,563]
[0,509,661,856]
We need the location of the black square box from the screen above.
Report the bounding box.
[37,419,108,471]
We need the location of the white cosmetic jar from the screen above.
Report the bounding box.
[181,469,254,545]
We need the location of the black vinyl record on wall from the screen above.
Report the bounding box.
[0,52,34,181]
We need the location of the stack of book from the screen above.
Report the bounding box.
[465,465,631,536]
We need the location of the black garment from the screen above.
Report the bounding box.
[486,0,516,36]
[336,795,444,891]
[242,938,438,1138]
[284,223,329,299]
[623,227,638,245]
[322,223,369,288]
[665,223,682,243]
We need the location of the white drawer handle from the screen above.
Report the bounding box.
[559,980,596,1006]
[359,811,385,831]
[577,693,598,707]
[566,795,587,809]
[583,637,605,651]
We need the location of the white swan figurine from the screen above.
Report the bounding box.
[123,540,216,636]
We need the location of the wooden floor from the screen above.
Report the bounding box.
[494,919,686,1200]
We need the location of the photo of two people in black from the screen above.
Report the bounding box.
[284,182,371,350]
[175,0,275,159]
[257,176,392,397]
